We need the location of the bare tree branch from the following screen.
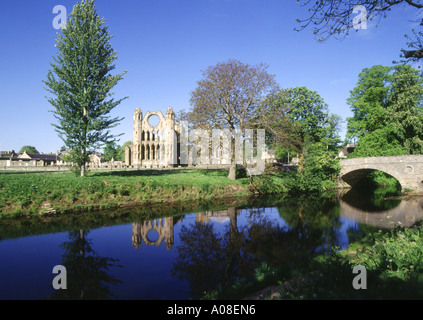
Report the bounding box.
[296,0,423,42]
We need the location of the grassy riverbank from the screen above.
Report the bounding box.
[0,167,339,218]
[282,223,423,299]
[212,223,423,300]
[0,169,251,218]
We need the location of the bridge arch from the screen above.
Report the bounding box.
[339,155,423,193]
[340,168,403,190]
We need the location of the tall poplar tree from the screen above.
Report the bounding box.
[44,0,127,176]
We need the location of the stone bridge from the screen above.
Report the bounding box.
[339,155,423,193]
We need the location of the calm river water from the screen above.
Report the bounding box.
[1,188,422,300]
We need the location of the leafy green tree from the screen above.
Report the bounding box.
[284,86,329,146]
[255,90,303,157]
[349,125,407,157]
[118,141,132,161]
[346,65,393,143]
[103,141,122,161]
[386,65,423,154]
[302,142,341,183]
[348,65,423,156]
[258,86,342,168]
[274,145,298,164]
[44,0,128,177]
[322,113,344,152]
[19,146,39,154]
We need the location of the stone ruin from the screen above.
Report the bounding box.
[125,106,181,168]
[125,106,267,174]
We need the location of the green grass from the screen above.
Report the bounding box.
[275,225,423,300]
[0,169,250,217]
[0,167,340,218]
[202,224,423,300]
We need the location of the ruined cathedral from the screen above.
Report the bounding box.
[125,107,181,168]
[124,106,267,172]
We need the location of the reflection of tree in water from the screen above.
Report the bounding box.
[48,230,122,300]
[172,198,343,299]
[277,196,343,252]
[172,208,250,298]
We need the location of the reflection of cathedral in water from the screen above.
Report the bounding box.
[131,208,241,249]
[132,218,174,250]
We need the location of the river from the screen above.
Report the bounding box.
[0,187,422,300]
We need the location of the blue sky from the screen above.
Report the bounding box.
[0,0,421,153]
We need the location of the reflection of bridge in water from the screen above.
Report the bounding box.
[340,197,423,228]
[132,209,241,249]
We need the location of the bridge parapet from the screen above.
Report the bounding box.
[340,155,423,166]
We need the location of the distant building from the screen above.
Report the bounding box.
[338,144,356,158]
[0,150,61,167]
[18,151,60,166]
[57,150,124,168]
[0,150,17,167]
[89,152,106,167]
[263,149,277,163]
[0,149,124,168]
[0,150,17,158]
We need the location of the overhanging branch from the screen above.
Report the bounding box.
[404,48,423,59]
